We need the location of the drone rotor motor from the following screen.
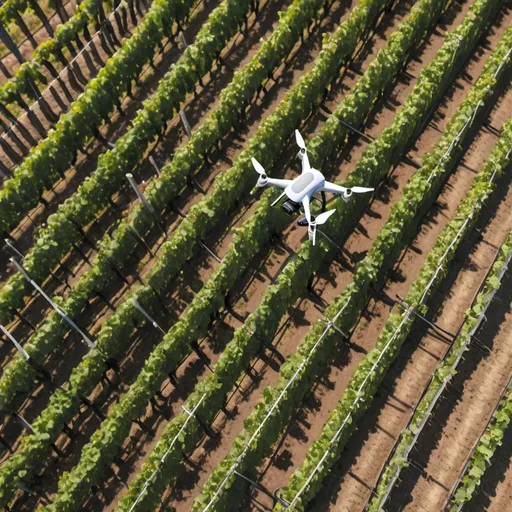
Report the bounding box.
[341,188,353,203]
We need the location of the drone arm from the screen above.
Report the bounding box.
[301,194,312,223]
[320,181,348,195]
[263,177,292,189]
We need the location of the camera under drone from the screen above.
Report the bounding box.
[251,130,374,245]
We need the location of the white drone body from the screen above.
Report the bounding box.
[251,130,374,245]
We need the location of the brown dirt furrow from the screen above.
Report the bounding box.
[236,4,512,511]
[1,1,350,509]
[313,61,512,512]
[398,269,512,511]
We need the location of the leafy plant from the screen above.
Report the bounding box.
[116,0,455,507]
[0,0,114,106]
[283,44,512,512]
[0,0,197,235]
[0,0,381,505]
[194,7,510,509]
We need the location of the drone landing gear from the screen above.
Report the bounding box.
[297,192,326,227]
[311,191,327,211]
[320,191,326,212]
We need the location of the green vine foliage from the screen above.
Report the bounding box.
[194,4,509,509]
[0,0,254,324]
[0,0,388,507]
[116,0,454,508]
[0,0,258,507]
[0,0,387,507]
[448,261,512,508]
[282,40,512,512]
[0,0,110,106]
[0,0,34,28]
[0,0,257,331]
[0,0,330,411]
[46,189,289,511]
[0,0,198,236]
[368,172,512,511]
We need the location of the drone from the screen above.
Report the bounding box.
[251,130,374,245]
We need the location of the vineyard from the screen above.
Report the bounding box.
[0,0,510,510]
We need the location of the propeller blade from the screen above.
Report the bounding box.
[312,225,317,246]
[350,186,374,193]
[315,209,336,225]
[251,157,266,175]
[295,129,306,150]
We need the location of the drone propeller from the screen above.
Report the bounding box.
[251,157,269,187]
[339,185,375,202]
[309,209,335,245]
[251,157,266,175]
[350,186,374,193]
[295,129,306,150]
[295,130,311,173]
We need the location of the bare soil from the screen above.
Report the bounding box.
[309,77,512,512]
[2,1,512,511]
[1,0,362,509]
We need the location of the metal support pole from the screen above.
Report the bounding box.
[148,155,161,176]
[131,298,166,334]
[199,239,223,263]
[128,224,156,257]
[0,325,30,361]
[4,239,67,286]
[10,258,96,350]
[396,294,456,342]
[126,173,168,239]
[234,471,291,508]
[179,109,192,138]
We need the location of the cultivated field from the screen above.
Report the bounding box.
[0,0,510,511]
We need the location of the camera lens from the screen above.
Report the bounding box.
[282,200,300,215]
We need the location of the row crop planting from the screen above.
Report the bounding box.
[280,41,512,512]
[0,0,384,505]
[46,189,289,511]
[448,236,512,511]
[0,0,126,108]
[367,163,512,511]
[114,0,455,508]
[0,0,198,236]
[0,0,331,411]
[0,0,252,326]
[195,5,509,509]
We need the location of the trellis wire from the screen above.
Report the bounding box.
[369,170,510,512]
[362,230,506,511]
[426,45,512,185]
[442,250,512,512]
[286,132,510,510]
[127,393,206,512]
[0,0,131,142]
[285,305,414,510]
[200,297,352,511]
